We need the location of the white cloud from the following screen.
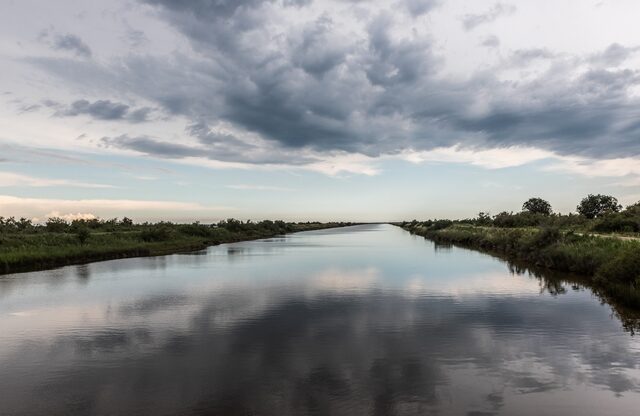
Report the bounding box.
[399,145,554,169]
[225,184,296,192]
[545,156,640,178]
[0,195,227,220]
[0,171,116,188]
[400,145,640,185]
[43,211,97,221]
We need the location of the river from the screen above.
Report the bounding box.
[1,224,639,415]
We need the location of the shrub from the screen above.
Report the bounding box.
[140,227,172,242]
[596,245,640,286]
[179,222,211,237]
[430,220,453,231]
[75,227,90,245]
[46,217,69,233]
[475,212,492,226]
[592,216,639,233]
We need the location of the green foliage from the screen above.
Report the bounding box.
[596,246,640,287]
[522,197,552,215]
[524,226,561,250]
[140,226,172,242]
[492,211,547,228]
[402,222,640,312]
[577,194,622,219]
[430,219,453,230]
[0,217,34,233]
[45,217,69,233]
[75,227,90,245]
[0,218,353,275]
[179,222,211,237]
[592,216,640,233]
[475,212,492,226]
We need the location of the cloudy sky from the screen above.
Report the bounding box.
[1,0,639,222]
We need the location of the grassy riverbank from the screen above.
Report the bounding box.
[0,218,354,275]
[401,223,640,308]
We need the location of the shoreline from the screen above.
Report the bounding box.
[0,222,356,276]
[398,223,640,311]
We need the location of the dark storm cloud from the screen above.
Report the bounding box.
[101,135,199,158]
[290,17,350,77]
[26,1,640,163]
[461,3,516,31]
[403,0,440,16]
[101,132,315,165]
[55,99,153,122]
[62,100,129,119]
[481,35,500,48]
[590,43,640,67]
[127,107,154,122]
[510,48,555,64]
[40,30,93,58]
[123,27,149,48]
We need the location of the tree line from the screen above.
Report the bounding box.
[0,216,340,246]
[404,194,640,233]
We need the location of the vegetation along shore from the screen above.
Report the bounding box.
[400,195,640,309]
[0,217,354,275]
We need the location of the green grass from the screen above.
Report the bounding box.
[0,222,352,275]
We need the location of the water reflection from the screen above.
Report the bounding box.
[1,224,639,415]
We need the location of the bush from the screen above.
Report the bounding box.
[592,216,640,233]
[475,212,492,226]
[46,217,69,233]
[430,220,453,231]
[596,246,640,286]
[179,222,211,237]
[75,227,90,245]
[492,211,546,228]
[140,227,172,242]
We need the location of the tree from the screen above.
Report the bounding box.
[522,197,552,215]
[75,227,90,245]
[476,212,492,226]
[46,217,68,233]
[577,194,622,219]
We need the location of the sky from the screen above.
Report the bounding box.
[0,0,639,222]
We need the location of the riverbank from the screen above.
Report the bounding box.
[0,221,354,275]
[400,223,640,308]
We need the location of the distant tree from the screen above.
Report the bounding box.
[46,217,69,233]
[625,201,640,214]
[476,212,492,226]
[120,217,133,226]
[75,227,90,245]
[522,197,552,215]
[17,217,33,231]
[577,194,622,219]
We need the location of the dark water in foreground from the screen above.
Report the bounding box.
[1,224,639,415]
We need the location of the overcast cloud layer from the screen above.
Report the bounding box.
[4,0,639,163]
[0,0,639,219]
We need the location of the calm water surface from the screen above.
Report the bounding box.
[1,224,639,415]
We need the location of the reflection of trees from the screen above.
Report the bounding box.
[504,257,640,334]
